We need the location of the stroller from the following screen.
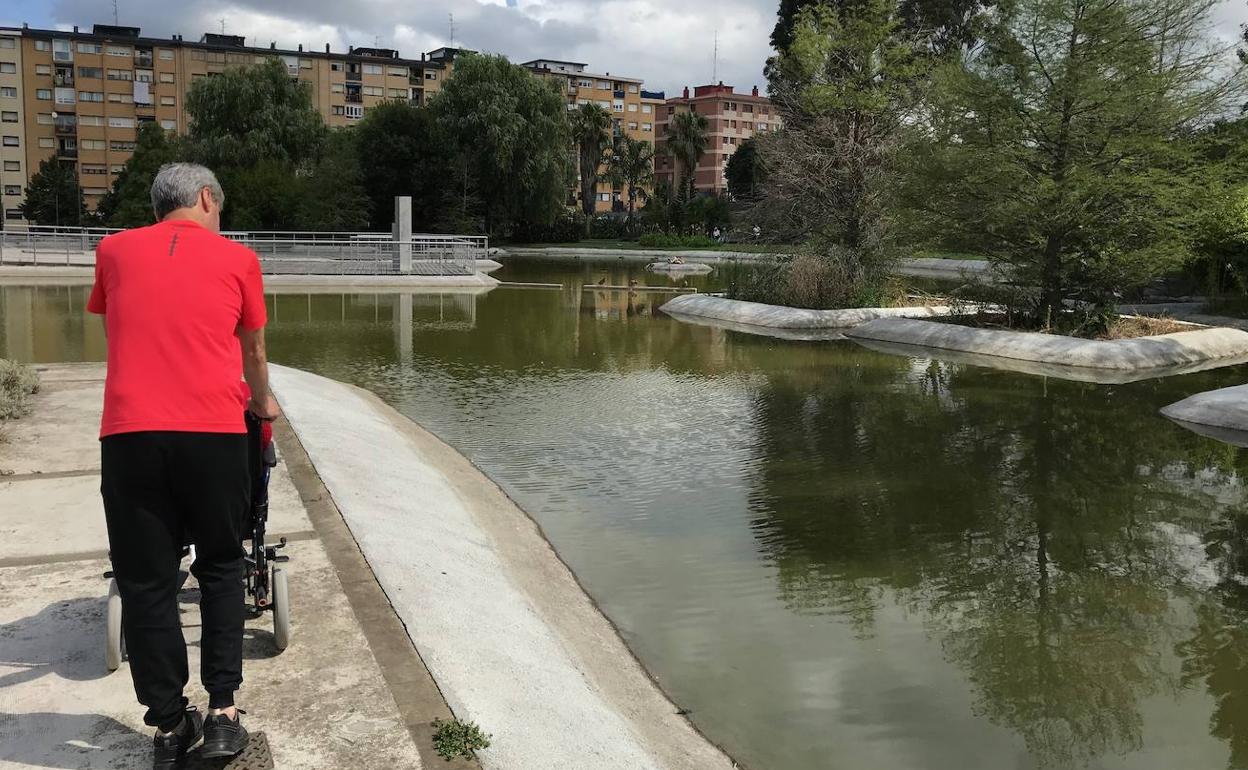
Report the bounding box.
[104,411,292,672]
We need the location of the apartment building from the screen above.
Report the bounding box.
[0,22,464,226]
[654,83,781,198]
[523,59,662,214]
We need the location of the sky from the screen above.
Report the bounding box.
[3,0,1248,97]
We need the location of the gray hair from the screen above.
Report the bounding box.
[150,162,224,219]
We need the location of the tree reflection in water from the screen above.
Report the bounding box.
[746,355,1247,767]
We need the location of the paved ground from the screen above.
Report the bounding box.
[0,364,430,770]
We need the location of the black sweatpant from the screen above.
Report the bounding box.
[101,430,249,730]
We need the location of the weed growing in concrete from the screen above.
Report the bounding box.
[0,359,39,421]
[431,717,491,761]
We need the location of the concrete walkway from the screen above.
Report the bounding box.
[271,365,736,770]
[0,364,431,769]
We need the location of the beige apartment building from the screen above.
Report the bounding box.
[654,83,781,198]
[523,59,664,214]
[0,22,465,226]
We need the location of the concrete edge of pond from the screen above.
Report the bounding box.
[0,265,501,292]
[660,293,952,330]
[1161,385,1248,446]
[661,309,849,341]
[501,246,779,262]
[846,317,1248,376]
[269,364,741,770]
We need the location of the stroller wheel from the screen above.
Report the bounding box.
[106,578,124,672]
[272,566,291,652]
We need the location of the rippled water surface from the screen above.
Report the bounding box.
[8,259,1248,770]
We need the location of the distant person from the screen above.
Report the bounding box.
[712,226,722,243]
[752,224,761,240]
[87,162,278,769]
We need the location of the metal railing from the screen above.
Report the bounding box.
[0,226,487,276]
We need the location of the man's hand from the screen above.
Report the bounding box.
[247,393,281,422]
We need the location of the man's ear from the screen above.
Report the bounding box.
[200,187,214,212]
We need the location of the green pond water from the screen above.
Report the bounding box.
[8,259,1248,770]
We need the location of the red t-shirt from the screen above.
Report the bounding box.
[87,219,267,438]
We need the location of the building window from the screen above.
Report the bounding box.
[612,101,624,112]
[363,86,383,96]
[110,140,136,151]
[78,90,103,102]
[3,160,19,171]
[108,116,135,128]
[82,164,107,174]
[36,88,52,100]
[388,88,406,98]
[0,63,14,75]
[78,66,103,78]
[643,123,652,131]
[159,72,174,83]
[344,104,363,120]
[80,139,106,150]
[627,121,637,130]
[83,187,108,195]
[3,185,20,195]
[331,61,344,72]
[6,208,24,220]
[135,69,153,83]
[758,123,768,132]
[53,87,75,105]
[160,95,175,106]
[107,45,131,56]
[627,103,637,112]
[0,111,15,123]
[160,119,176,129]
[34,40,50,52]
[36,113,54,125]
[107,69,133,81]
[331,105,344,116]
[388,66,406,77]
[0,37,15,49]
[2,136,18,147]
[110,164,124,173]
[78,115,104,126]
[596,80,609,89]
[425,71,437,80]
[37,136,54,148]
[642,105,652,114]
[159,48,174,60]
[577,79,592,88]
[35,64,52,75]
[363,64,383,75]
[628,84,638,93]
[107,93,133,104]
[0,87,13,99]
[597,192,610,202]
[77,42,102,54]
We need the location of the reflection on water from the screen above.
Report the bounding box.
[6,260,1248,770]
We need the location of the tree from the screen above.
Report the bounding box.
[97,122,184,227]
[900,0,1247,328]
[20,158,85,226]
[184,57,326,168]
[606,136,655,225]
[725,137,763,201]
[757,0,928,257]
[663,110,709,200]
[570,103,614,235]
[431,54,573,236]
[355,100,456,231]
[293,129,370,232]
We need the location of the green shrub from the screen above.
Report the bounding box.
[508,212,586,244]
[0,359,40,420]
[431,717,490,761]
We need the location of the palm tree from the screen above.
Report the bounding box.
[663,110,709,201]
[570,103,614,235]
[607,137,655,228]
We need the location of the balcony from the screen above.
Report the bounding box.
[54,71,74,87]
[613,90,625,99]
[54,118,77,135]
[56,145,78,160]
[345,93,363,104]
[135,53,154,68]
[346,71,362,82]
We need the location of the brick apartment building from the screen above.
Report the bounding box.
[653,83,781,198]
[0,22,467,226]
[522,58,664,214]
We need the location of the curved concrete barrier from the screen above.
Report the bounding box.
[1161,385,1248,446]
[647,262,714,274]
[846,317,1248,376]
[660,293,951,331]
[269,365,736,770]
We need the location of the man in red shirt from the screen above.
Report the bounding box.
[88,162,279,769]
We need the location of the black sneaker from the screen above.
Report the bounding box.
[200,710,249,759]
[153,707,203,770]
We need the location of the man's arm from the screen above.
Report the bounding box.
[238,326,280,421]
